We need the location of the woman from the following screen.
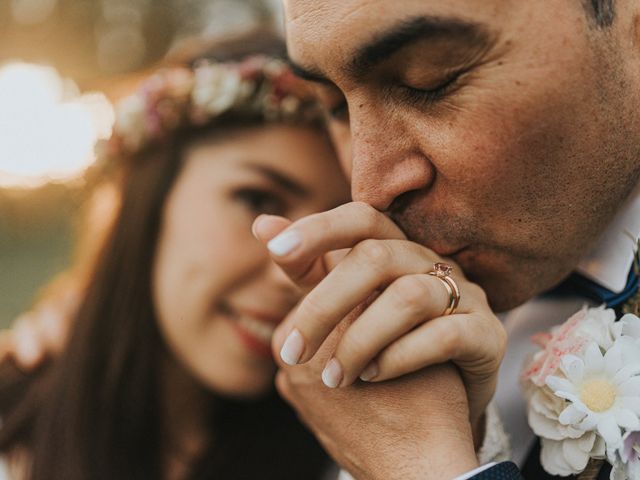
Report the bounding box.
[0,31,510,480]
[0,32,349,480]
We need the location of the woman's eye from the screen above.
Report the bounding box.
[326,100,349,122]
[233,189,286,216]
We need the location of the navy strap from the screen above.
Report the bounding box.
[548,263,638,309]
[471,461,523,479]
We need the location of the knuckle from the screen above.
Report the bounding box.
[298,211,331,237]
[299,293,331,327]
[466,281,489,305]
[354,239,392,270]
[338,331,371,361]
[391,276,430,311]
[380,343,413,372]
[440,326,463,358]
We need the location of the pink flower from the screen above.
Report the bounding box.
[523,309,590,387]
[523,306,617,387]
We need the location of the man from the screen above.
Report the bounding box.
[254,1,640,479]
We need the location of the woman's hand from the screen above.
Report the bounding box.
[253,202,507,440]
[0,306,70,371]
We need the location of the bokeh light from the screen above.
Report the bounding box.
[0,62,114,188]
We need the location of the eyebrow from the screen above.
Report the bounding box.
[288,16,491,82]
[243,163,311,198]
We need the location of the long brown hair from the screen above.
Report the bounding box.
[0,31,330,480]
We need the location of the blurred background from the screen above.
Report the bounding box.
[0,0,283,327]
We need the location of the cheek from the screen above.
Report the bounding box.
[152,204,262,339]
[425,81,590,227]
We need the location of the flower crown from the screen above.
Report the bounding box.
[100,55,322,158]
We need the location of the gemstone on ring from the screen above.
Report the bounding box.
[433,262,453,276]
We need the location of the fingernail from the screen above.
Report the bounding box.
[322,358,343,388]
[251,215,266,239]
[268,230,301,256]
[14,326,39,364]
[280,329,305,365]
[359,361,379,382]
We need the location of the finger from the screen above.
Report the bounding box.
[254,214,329,292]
[252,214,291,240]
[361,313,505,383]
[326,273,454,387]
[254,202,406,289]
[278,239,441,365]
[35,307,67,354]
[13,315,46,370]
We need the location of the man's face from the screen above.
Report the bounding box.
[284,0,640,311]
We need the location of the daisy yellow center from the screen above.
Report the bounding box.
[580,379,617,413]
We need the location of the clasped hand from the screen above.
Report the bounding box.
[253,202,507,448]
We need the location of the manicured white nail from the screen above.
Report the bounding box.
[280,329,305,365]
[268,230,301,256]
[322,358,343,388]
[359,362,379,382]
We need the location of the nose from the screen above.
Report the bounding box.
[348,103,435,211]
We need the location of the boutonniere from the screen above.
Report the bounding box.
[522,305,640,479]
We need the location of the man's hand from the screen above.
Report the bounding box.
[272,308,480,480]
[253,202,507,442]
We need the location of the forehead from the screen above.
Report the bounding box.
[283,0,571,75]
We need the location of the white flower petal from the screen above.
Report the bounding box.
[577,431,596,452]
[612,363,640,385]
[611,462,628,480]
[613,408,640,430]
[561,355,585,383]
[619,377,640,397]
[591,435,606,458]
[541,439,581,476]
[605,344,624,377]
[620,314,640,339]
[559,404,587,426]
[585,342,605,374]
[597,415,622,446]
[617,396,640,416]
[562,437,592,471]
[546,376,577,395]
[528,408,567,441]
[578,414,599,431]
[555,390,581,405]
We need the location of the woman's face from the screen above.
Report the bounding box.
[153,124,349,397]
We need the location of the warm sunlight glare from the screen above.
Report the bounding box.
[0,62,114,188]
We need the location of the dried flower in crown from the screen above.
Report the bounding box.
[99,55,322,158]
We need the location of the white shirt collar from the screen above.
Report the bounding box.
[576,183,640,293]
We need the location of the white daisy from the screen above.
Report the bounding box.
[546,340,640,448]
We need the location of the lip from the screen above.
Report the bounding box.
[434,245,470,259]
[233,308,286,326]
[220,303,286,359]
[230,321,274,359]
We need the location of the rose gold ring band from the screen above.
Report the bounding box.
[427,262,461,316]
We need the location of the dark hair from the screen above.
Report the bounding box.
[584,0,615,27]
[0,30,329,480]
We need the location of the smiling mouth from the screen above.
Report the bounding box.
[219,302,283,356]
[235,314,276,343]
